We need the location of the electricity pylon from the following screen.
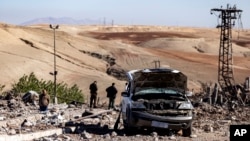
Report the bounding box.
[211,4,242,96]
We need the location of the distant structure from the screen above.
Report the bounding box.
[210,4,242,95]
[103,17,106,26]
[153,60,160,68]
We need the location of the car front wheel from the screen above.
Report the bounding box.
[123,107,138,135]
[182,125,192,137]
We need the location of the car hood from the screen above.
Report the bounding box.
[128,68,187,91]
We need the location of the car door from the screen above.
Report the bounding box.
[121,81,132,120]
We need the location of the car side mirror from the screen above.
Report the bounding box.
[121,91,130,97]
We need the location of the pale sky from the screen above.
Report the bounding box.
[0,0,249,28]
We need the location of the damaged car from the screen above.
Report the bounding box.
[121,68,193,136]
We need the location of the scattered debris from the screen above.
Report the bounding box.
[0,88,249,141]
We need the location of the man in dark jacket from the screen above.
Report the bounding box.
[106,83,117,109]
[89,81,98,108]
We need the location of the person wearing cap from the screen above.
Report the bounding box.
[106,83,118,109]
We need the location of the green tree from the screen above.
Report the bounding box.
[11,72,84,104]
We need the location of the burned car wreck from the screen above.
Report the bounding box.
[121,68,193,136]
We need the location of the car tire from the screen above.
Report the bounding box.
[123,107,137,135]
[182,125,192,137]
[124,122,137,135]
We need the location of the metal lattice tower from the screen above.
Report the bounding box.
[211,4,242,95]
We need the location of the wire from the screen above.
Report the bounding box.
[236,13,243,39]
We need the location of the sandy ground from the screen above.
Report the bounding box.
[0,23,250,141]
[0,23,250,104]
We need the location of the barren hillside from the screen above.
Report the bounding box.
[0,23,250,103]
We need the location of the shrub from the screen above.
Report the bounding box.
[11,72,84,104]
[0,84,5,92]
[0,84,5,96]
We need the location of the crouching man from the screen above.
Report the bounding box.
[22,90,39,105]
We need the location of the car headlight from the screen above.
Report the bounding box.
[131,101,146,109]
[178,102,193,110]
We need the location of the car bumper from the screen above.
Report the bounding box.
[130,111,192,130]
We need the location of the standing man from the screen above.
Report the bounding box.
[106,83,117,109]
[39,89,50,111]
[89,81,98,108]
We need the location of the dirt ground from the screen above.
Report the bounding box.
[0,23,250,140]
[0,24,250,102]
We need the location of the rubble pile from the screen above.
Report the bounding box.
[191,91,250,122]
[0,91,249,141]
[0,94,34,119]
[188,90,250,140]
[0,93,84,139]
[194,102,250,121]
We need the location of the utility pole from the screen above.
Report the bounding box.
[153,60,160,68]
[103,17,106,26]
[211,4,242,96]
[50,24,59,104]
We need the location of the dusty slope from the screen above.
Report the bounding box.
[0,23,250,103]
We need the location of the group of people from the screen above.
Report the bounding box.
[23,80,118,111]
[89,81,118,109]
[22,89,50,112]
